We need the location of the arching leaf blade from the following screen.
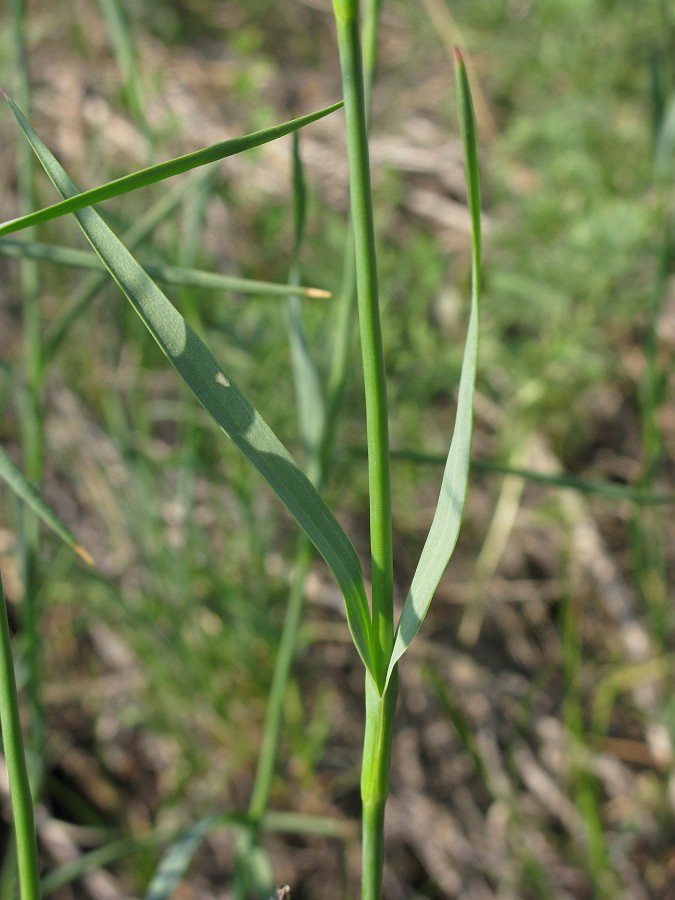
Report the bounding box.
[3,92,375,681]
[0,96,343,237]
[386,47,481,687]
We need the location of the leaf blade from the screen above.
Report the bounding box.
[0,98,343,237]
[4,92,375,680]
[0,445,92,564]
[0,238,330,299]
[386,48,481,686]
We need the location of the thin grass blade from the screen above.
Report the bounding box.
[145,813,240,900]
[0,445,92,564]
[0,98,343,237]
[0,238,330,299]
[288,134,325,476]
[3,92,375,680]
[41,835,160,896]
[96,0,147,130]
[385,48,481,687]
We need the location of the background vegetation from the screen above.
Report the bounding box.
[0,0,673,896]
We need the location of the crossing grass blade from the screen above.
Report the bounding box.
[0,445,93,564]
[386,48,481,687]
[0,96,343,237]
[0,238,331,299]
[2,91,376,681]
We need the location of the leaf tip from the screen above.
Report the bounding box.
[305,286,332,299]
[0,86,8,101]
[453,46,464,67]
[74,544,95,567]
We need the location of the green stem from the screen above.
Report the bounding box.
[13,0,45,781]
[361,668,398,900]
[333,3,396,895]
[0,577,41,900]
[239,4,387,892]
[333,0,393,688]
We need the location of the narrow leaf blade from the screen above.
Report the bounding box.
[0,238,331,299]
[3,93,375,680]
[288,134,325,476]
[0,97,343,237]
[144,813,237,900]
[0,445,92,564]
[386,48,481,685]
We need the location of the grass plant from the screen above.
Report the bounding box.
[0,1,673,897]
[1,0,481,889]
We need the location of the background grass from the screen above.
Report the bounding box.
[0,0,674,897]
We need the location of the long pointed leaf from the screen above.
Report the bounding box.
[386,48,481,687]
[0,238,330,299]
[0,445,92,564]
[144,813,239,900]
[288,134,325,478]
[2,92,375,680]
[0,97,343,237]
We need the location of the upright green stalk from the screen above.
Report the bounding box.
[333,0,393,682]
[12,0,45,781]
[333,2,397,896]
[360,668,398,899]
[0,577,40,900]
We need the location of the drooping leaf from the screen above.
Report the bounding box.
[0,95,343,237]
[0,445,92,564]
[2,92,375,681]
[386,48,481,686]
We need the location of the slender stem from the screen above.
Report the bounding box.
[333,0,393,687]
[245,0,385,848]
[360,669,398,900]
[333,3,397,896]
[0,577,41,900]
[12,0,45,782]
[239,4,388,892]
[322,0,381,480]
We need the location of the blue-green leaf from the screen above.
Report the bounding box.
[0,95,343,237]
[386,48,481,686]
[0,445,92,564]
[3,92,375,682]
